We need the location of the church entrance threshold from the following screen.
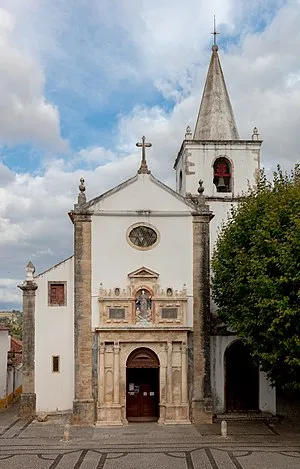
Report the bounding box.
[126,348,159,422]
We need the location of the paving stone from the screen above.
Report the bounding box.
[0,403,300,468]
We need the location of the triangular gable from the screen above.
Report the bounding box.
[81,173,196,213]
[83,174,138,209]
[128,266,159,279]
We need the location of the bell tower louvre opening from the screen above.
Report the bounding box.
[126,348,159,422]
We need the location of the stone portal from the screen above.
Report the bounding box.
[126,348,159,422]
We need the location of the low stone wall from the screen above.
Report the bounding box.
[277,395,300,421]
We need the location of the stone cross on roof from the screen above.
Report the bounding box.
[137,136,152,174]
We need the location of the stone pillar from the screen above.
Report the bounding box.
[191,189,214,423]
[167,342,173,404]
[72,212,94,424]
[18,262,38,418]
[113,343,120,404]
[181,343,188,404]
[99,343,105,404]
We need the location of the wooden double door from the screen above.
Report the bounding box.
[126,368,159,421]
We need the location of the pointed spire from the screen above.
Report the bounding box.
[193,21,239,141]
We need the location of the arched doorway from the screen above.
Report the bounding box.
[225,341,259,412]
[126,348,159,422]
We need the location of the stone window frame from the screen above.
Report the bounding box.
[52,355,60,373]
[126,222,160,251]
[48,281,67,307]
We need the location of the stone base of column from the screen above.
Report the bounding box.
[163,404,191,424]
[19,393,36,418]
[191,398,213,424]
[72,399,95,425]
[96,403,123,426]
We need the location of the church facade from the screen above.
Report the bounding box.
[19,42,276,425]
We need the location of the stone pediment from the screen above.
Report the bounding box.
[128,267,159,280]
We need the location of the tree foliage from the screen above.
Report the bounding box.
[212,167,300,390]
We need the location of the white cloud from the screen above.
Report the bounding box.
[0,0,300,309]
[0,278,22,306]
[0,7,66,150]
[77,147,118,165]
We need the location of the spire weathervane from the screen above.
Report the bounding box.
[136,135,152,174]
[211,15,219,50]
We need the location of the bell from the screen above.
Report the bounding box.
[216,176,226,190]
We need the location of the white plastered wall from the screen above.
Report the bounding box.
[210,335,276,414]
[90,174,194,328]
[176,141,261,198]
[0,330,9,400]
[35,257,74,412]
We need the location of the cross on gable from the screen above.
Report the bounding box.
[136,136,152,174]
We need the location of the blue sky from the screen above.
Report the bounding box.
[0,0,299,309]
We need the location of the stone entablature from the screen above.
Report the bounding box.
[98,267,188,327]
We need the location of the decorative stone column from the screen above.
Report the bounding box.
[191,181,214,423]
[71,179,94,424]
[98,343,105,404]
[167,342,173,404]
[113,343,120,404]
[181,343,188,404]
[18,262,38,418]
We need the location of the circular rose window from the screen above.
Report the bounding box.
[127,224,159,250]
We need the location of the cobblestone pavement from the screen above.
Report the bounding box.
[0,405,299,468]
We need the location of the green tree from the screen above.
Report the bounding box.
[212,167,300,390]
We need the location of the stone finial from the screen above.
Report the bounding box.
[185,125,192,139]
[25,261,35,281]
[252,127,259,140]
[198,179,204,194]
[78,177,86,205]
[197,179,207,208]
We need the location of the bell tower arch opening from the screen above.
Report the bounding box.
[213,157,232,193]
[126,348,159,422]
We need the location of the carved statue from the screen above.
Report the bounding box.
[135,289,152,322]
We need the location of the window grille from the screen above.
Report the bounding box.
[129,226,157,248]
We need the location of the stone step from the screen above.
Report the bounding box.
[214,412,279,423]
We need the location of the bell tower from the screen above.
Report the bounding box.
[174,31,262,201]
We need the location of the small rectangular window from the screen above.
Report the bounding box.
[109,308,125,319]
[52,355,60,373]
[48,282,67,306]
[161,307,178,319]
